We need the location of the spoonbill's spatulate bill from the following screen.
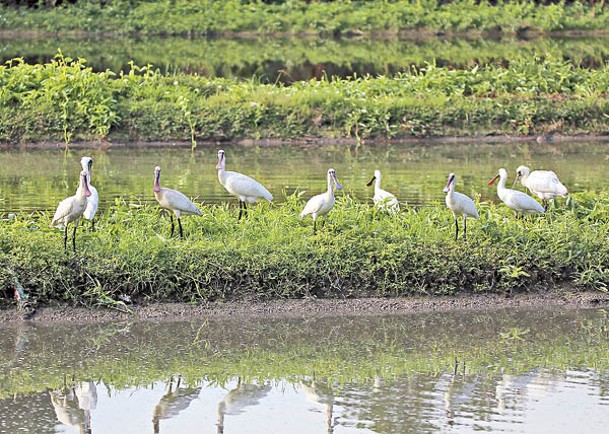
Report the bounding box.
[443,172,479,241]
[153,166,203,238]
[215,149,273,220]
[489,168,545,216]
[50,170,91,252]
[300,168,343,234]
[367,169,399,213]
[513,165,568,210]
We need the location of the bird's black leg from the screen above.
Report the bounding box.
[90,219,95,232]
[238,201,244,220]
[178,217,184,238]
[169,214,175,237]
[542,199,548,211]
[463,216,467,241]
[243,201,248,218]
[63,225,69,252]
[72,223,77,252]
[454,218,459,241]
[313,218,317,235]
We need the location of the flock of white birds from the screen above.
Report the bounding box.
[49,149,568,251]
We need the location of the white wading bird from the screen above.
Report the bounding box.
[443,173,479,241]
[50,170,91,252]
[80,156,99,231]
[488,168,545,216]
[513,165,568,210]
[366,169,399,213]
[215,149,273,220]
[300,168,342,234]
[153,165,203,238]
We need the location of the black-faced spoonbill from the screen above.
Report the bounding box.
[153,166,203,238]
[300,168,342,234]
[488,168,544,216]
[366,169,399,213]
[443,173,479,241]
[513,165,567,210]
[50,170,91,252]
[216,149,273,220]
[80,156,98,231]
[215,149,273,220]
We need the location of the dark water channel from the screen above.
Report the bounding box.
[1,306,608,433]
[1,140,608,214]
[3,35,609,82]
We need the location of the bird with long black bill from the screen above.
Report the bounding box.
[153,165,203,238]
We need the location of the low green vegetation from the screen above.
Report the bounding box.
[1,53,609,144]
[2,0,609,36]
[1,190,608,307]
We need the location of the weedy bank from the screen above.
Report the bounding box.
[1,191,608,308]
[2,0,609,36]
[1,54,609,145]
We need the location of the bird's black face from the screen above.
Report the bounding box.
[88,159,93,171]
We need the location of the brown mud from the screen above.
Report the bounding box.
[2,133,609,151]
[2,289,609,325]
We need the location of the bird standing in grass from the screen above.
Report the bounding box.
[300,168,342,234]
[50,170,91,252]
[153,165,203,238]
[215,149,273,220]
[513,165,568,210]
[488,168,545,216]
[80,156,98,231]
[367,169,399,213]
[443,172,479,241]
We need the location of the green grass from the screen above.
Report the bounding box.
[1,53,609,144]
[2,0,609,36]
[1,191,609,308]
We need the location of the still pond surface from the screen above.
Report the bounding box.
[1,306,608,433]
[0,140,608,214]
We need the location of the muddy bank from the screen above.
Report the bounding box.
[3,134,609,151]
[2,290,609,324]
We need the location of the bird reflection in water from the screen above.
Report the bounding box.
[216,377,271,434]
[300,378,338,433]
[49,376,98,434]
[152,375,202,433]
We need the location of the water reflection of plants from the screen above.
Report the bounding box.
[4,36,609,80]
[1,309,608,400]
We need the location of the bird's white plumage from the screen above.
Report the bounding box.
[367,169,399,212]
[515,165,568,201]
[80,157,98,221]
[216,150,273,203]
[444,173,479,220]
[489,168,545,215]
[300,168,342,225]
[51,170,90,228]
[153,166,203,219]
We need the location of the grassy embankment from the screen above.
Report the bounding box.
[1,53,609,145]
[2,0,609,36]
[1,189,609,308]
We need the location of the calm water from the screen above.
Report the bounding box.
[1,307,608,433]
[0,140,607,214]
[3,35,609,82]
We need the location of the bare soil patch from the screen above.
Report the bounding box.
[2,290,609,324]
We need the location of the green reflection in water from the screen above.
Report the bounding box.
[1,307,608,399]
[3,36,609,80]
[1,140,608,213]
